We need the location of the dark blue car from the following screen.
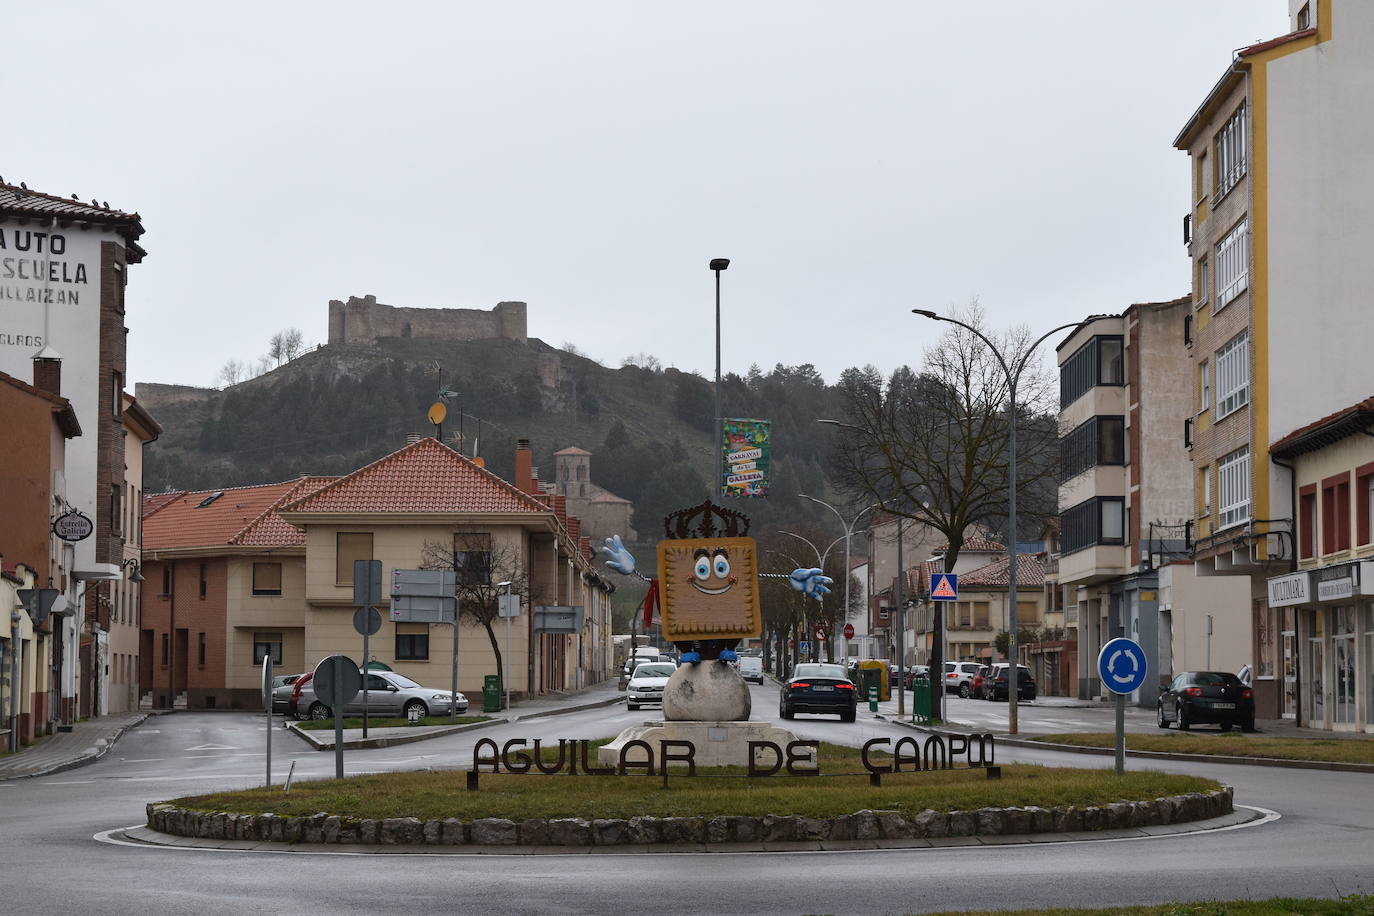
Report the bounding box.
[779,663,858,722]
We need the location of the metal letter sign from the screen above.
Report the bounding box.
[391,568,457,623]
[1097,637,1148,695]
[533,605,583,633]
[929,573,958,601]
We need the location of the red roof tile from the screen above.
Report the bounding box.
[142,481,304,550]
[1,181,147,262]
[1271,396,1374,458]
[231,477,337,546]
[939,537,1006,553]
[281,437,553,515]
[959,554,1046,588]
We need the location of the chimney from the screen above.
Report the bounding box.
[515,439,535,494]
[568,516,581,545]
[33,354,62,397]
[554,494,567,527]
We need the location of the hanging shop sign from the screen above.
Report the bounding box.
[51,510,94,543]
[721,418,770,498]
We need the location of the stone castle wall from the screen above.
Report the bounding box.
[327,295,527,346]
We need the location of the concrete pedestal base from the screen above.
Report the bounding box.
[597,720,815,769]
[662,661,751,721]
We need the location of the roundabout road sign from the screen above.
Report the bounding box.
[1097,637,1148,695]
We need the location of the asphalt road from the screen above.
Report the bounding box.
[3,684,1371,916]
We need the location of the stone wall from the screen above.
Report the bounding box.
[327,295,527,346]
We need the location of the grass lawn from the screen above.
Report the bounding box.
[1031,732,1374,765]
[167,742,1220,822]
[916,896,1374,915]
[293,714,490,731]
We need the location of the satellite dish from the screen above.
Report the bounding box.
[427,402,447,425]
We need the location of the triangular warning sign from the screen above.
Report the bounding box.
[931,575,957,600]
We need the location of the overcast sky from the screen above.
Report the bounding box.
[4,1,1285,390]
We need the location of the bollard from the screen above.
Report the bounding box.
[868,685,879,712]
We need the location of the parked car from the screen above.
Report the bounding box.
[944,661,983,698]
[271,674,303,714]
[903,665,931,689]
[738,655,765,684]
[982,663,1036,701]
[626,661,677,710]
[779,663,857,722]
[971,666,991,699]
[291,670,468,720]
[1157,671,1255,732]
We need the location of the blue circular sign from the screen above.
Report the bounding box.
[1097,637,1148,695]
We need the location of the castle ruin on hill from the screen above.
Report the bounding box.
[327,294,527,346]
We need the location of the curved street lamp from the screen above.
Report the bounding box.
[796,494,880,664]
[912,309,1084,734]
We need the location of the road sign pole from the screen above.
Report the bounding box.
[362,624,369,739]
[333,655,344,779]
[1115,692,1126,775]
[1097,637,1148,777]
[262,656,272,788]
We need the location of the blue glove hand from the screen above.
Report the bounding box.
[680,651,701,664]
[600,534,637,576]
[718,649,738,663]
[788,568,834,600]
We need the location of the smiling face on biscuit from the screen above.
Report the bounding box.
[657,536,761,642]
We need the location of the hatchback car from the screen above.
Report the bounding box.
[779,663,858,722]
[291,670,468,720]
[944,661,983,698]
[982,664,1036,701]
[1157,671,1254,731]
[626,661,676,710]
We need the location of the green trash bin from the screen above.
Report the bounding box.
[483,674,501,713]
[910,676,932,723]
[859,667,881,705]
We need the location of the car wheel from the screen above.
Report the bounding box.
[780,701,793,720]
[959,683,971,699]
[404,700,428,720]
[1241,717,1256,733]
[308,702,331,720]
[1157,704,1169,729]
[840,707,856,723]
[627,702,638,711]
[1176,702,1190,730]
[1219,722,1233,732]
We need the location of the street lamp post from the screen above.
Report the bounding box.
[497,580,514,711]
[797,494,880,665]
[912,309,1083,735]
[777,530,846,662]
[710,258,730,497]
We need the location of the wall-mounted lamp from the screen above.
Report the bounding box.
[121,558,145,583]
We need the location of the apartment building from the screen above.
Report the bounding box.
[1056,304,1248,708]
[1175,1,1374,720]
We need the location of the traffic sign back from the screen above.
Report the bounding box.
[313,655,363,708]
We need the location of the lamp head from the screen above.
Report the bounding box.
[709,258,730,271]
[124,559,145,583]
[496,580,513,588]
[911,309,939,320]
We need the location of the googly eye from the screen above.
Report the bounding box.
[694,557,711,580]
[713,555,730,578]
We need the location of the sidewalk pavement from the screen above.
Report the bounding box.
[0,680,626,778]
[0,711,155,780]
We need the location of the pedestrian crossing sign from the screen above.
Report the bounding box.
[930,573,958,601]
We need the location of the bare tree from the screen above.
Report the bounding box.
[282,327,305,361]
[217,359,245,387]
[267,331,286,367]
[420,534,529,699]
[621,352,662,372]
[828,302,1059,707]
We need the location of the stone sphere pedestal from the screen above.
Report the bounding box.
[662,660,751,721]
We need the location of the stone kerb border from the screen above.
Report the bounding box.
[146,786,1232,847]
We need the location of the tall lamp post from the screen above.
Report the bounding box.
[796,494,880,663]
[778,530,846,661]
[497,580,514,711]
[912,309,1082,734]
[710,258,730,496]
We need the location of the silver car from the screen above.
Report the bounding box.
[293,670,468,720]
[271,674,303,714]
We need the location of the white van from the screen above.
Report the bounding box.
[738,655,764,684]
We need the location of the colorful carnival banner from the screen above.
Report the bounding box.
[722,418,770,498]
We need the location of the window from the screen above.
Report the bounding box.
[110,484,122,535]
[1196,258,1209,308]
[1196,150,1209,202]
[1358,465,1374,546]
[1214,331,1249,419]
[454,532,492,586]
[199,561,208,598]
[1059,336,1126,407]
[161,564,171,595]
[1184,313,1193,346]
[1199,359,1211,411]
[396,623,430,660]
[198,632,206,666]
[1214,218,1250,309]
[1184,417,1194,449]
[111,370,123,417]
[1213,104,1247,201]
[1200,466,1212,515]
[1297,2,1311,31]
[1218,447,1251,529]
[1300,486,1317,559]
[161,633,169,666]
[336,533,374,585]
[1061,497,1126,554]
[1059,415,1126,480]
[252,562,283,596]
[252,633,283,666]
[1321,472,1351,554]
[973,602,989,628]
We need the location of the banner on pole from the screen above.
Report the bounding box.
[721,418,770,498]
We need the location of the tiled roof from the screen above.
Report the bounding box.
[1271,396,1374,459]
[142,491,185,519]
[143,481,304,550]
[1240,26,1316,57]
[231,477,337,546]
[959,554,1046,589]
[554,446,592,456]
[281,437,552,515]
[0,181,147,261]
[939,537,1005,553]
